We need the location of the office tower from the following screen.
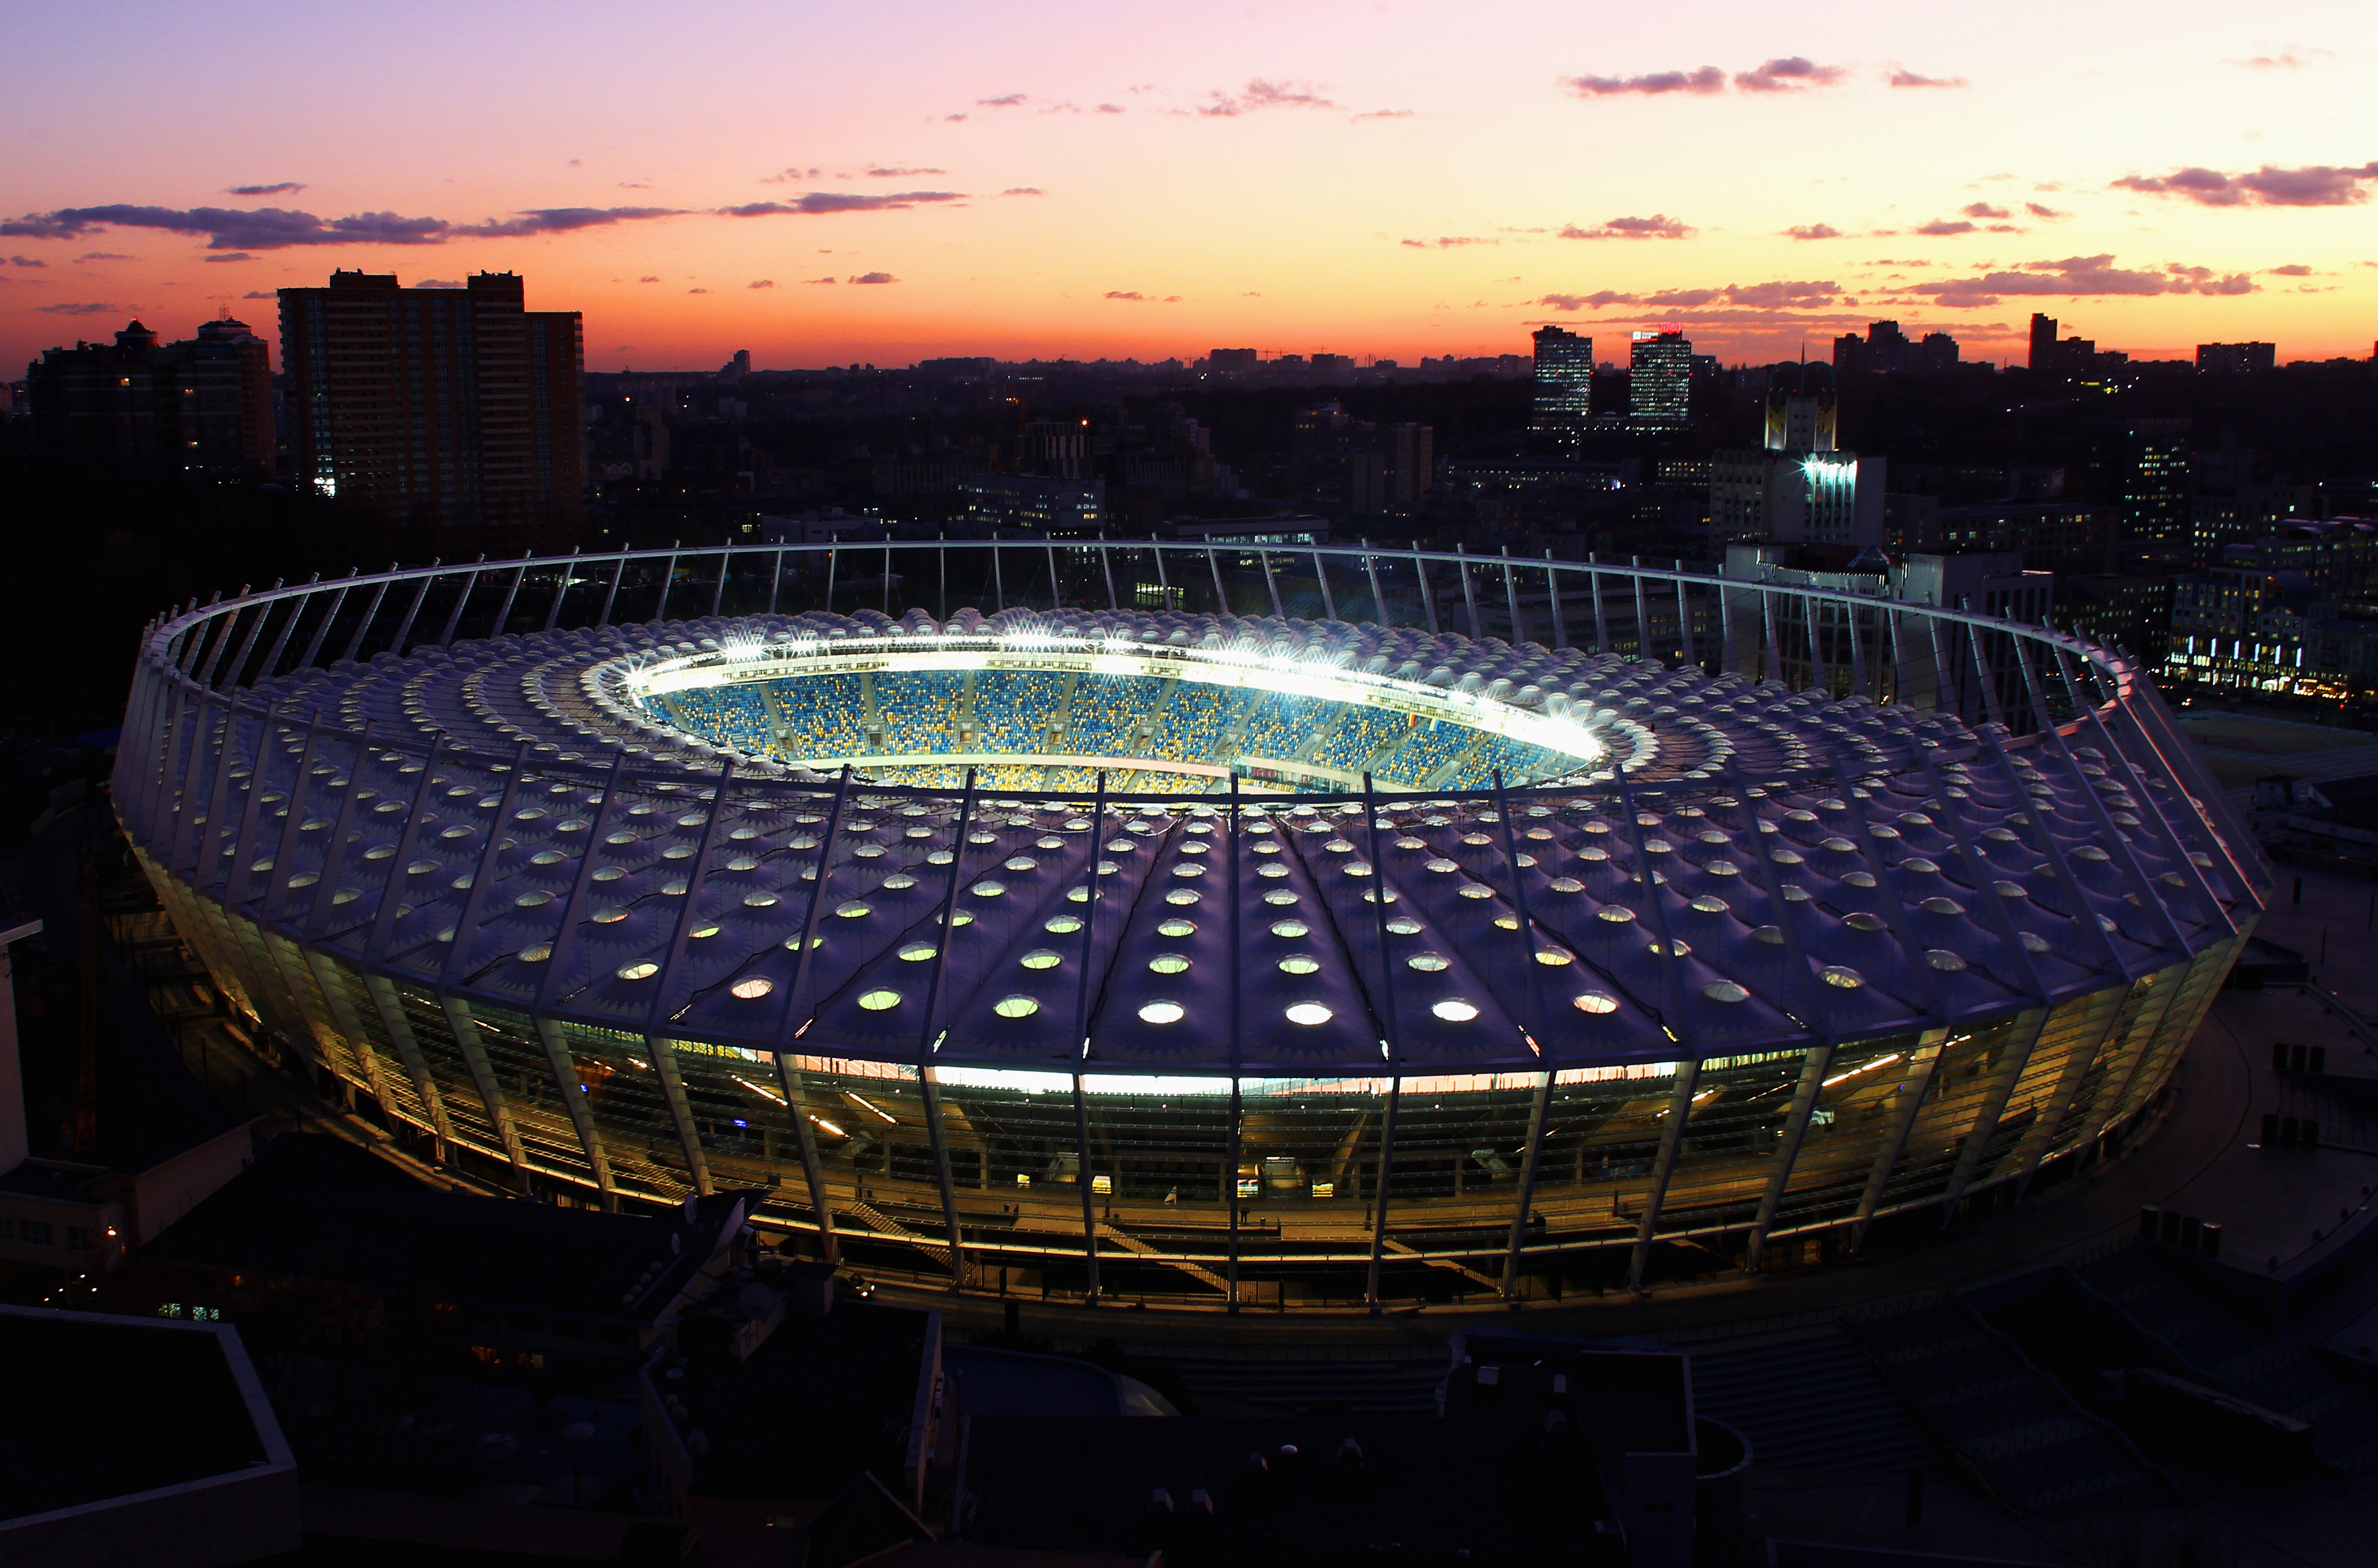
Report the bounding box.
[1762,361,1837,454]
[2195,342,2276,374]
[1530,326,1593,430]
[25,316,273,483]
[1627,330,1691,427]
[1018,418,1089,479]
[2029,314,2059,373]
[1711,361,1881,550]
[2080,417,2191,564]
[1864,320,1913,375]
[1205,348,1259,374]
[1832,334,1868,374]
[278,270,584,551]
[1917,332,1960,374]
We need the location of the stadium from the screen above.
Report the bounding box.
[111,540,2265,1308]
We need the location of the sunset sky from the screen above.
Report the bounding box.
[5,0,2373,374]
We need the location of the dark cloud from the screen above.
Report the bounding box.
[687,287,711,294]
[1906,253,2255,307]
[1785,224,1842,240]
[2268,263,2313,275]
[1538,280,1838,310]
[227,182,306,197]
[2025,202,2068,219]
[451,206,683,236]
[1105,290,1149,300]
[75,252,136,261]
[241,290,273,299]
[38,301,117,315]
[720,191,964,217]
[1887,69,1967,87]
[1565,66,1725,97]
[1401,236,1496,248]
[9,255,45,267]
[764,167,825,183]
[0,204,453,248]
[850,272,898,284]
[201,252,254,263]
[977,93,1026,107]
[1962,202,2010,219]
[1000,187,1046,197]
[411,279,463,289]
[749,279,775,288]
[1916,219,1977,235]
[1559,213,1692,240]
[2111,163,2378,208]
[1733,57,1845,92]
[1096,104,1125,114]
[864,166,945,178]
[638,275,660,282]
[802,276,836,285]
[1199,79,1339,116]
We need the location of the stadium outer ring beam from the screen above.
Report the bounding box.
[112,539,2267,1307]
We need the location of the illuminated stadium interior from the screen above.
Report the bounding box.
[621,614,1624,794]
[112,543,2267,1307]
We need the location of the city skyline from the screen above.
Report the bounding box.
[4,1,2374,374]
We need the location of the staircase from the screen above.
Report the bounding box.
[2073,1241,2378,1472]
[1094,1222,1228,1295]
[1165,1357,1449,1418]
[847,1198,958,1277]
[1382,1238,1502,1293]
[1846,1295,2171,1515]
[1682,1321,1939,1473]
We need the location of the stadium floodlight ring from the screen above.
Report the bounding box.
[111,539,2266,1305]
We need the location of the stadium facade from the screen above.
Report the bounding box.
[111,542,2265,1306]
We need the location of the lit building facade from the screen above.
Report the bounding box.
[1530,326,1593,430]
[1628,331,1691,427]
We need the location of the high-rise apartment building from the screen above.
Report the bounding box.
[279,271,584,551]
[1864,320,1913,375]
[2029,313,2059,373]
[25,317,273,483]
[2195,342,2276,374]
[1530,326,1593,430]
[1627,330,1691,427]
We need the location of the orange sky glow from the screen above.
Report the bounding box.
[5,0,2373,375]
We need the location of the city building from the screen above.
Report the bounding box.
[1864,320,1913,375]
[1917,332,1961,374]
[2080,418,2192,564]
[1204,348,1259,374]
[1710,362,1884,550]
[278,270,585,551]
[2197,342,2276,374]
[961,471,1105,532]
[1913,501,2118,576]
[24,317,273,483]
[1627,330,1691,427]
[1530,325,1593,430]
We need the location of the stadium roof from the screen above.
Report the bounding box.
[188,608,2257,1076]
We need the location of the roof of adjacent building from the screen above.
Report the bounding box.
[0,1305,289,1523]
